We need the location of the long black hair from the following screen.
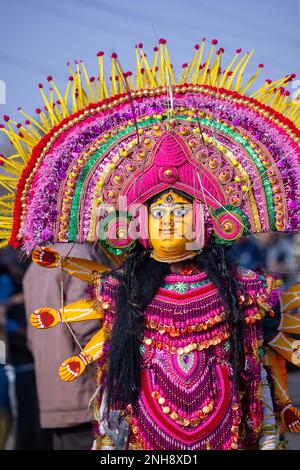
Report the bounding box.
[105,242,245,411]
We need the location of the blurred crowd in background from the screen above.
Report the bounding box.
[0,234,299,450]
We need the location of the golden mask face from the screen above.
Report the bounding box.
[148,190,196,262]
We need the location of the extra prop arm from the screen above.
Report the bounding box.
[30,299,107,328]
[58,326,108,382]
[32,246,111,284]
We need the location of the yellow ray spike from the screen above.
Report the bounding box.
[200,40,217,85]
[179,64,188,84]
[91,78,99,99]
[210,49,223,87]
[110,53,118,96]
[266,74,294,94]
[151,46,158,77]
[159,40,167,86]
[0,179,16,194]
[14,126,37,148]
[192,39,206,84]
[234,50,254,92]
[127,72,134,90]
[0,125,29,162]
[74,61,83,107]
[241,65,265,95]
[225,51,250,90]
[71,81,78,113]
[38,85,59,125]
[80,61,96,103]
[186,44,200,83]
[250,79,273,99]
[39,111,52,132]
[134,45,142,90]
[138,44,157,87]
[23,123,42,142]
[219,48,242,88]
[53,103,64,121]
[17,108,47,134]
[164,43,175,84]
[63,78,72,105]
[287,99,300,121]
[48,77,69,117]
[97,52,109,100]
[0,156,22,176]
[115,61,131,96]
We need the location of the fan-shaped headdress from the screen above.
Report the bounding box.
[1,39,300,260]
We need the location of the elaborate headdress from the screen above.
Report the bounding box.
[1,39,300,259]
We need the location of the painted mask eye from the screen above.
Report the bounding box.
[150,208,165,219]
[173,208,186,217]
[173,205,192,217]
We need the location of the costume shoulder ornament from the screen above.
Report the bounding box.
[0,38,299,257]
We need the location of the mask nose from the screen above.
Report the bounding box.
[161,213,174,230]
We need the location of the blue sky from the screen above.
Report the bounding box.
[0,0,299,151]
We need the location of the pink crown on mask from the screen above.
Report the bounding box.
[123,130,226,209]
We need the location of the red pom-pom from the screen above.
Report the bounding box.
[25,120,30,125]
[194,44,200,50]
[182,63,188,68]
[258,63,264,68]
[0,124,5,128]
[138,42,143,48]
[153,46,158,52]
[141,68,145,74]
[38,83,43,89]
[290,73,296,78]
[90,76,95,82]
[227,71,233,76]
[47,75,52,81]
[236,48,242,53]
[211,39,218,45]
[35,108,41,114]
[111,52,118,59]
[265,79,272,84]
[18,132,24,138]
[159,38,167,44]
[3,115,9,122]
[68,76,74,81]
[0,156,4,166]
[202,37,206,42]
[97,51,104,57]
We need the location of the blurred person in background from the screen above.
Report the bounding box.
[0,262,14,449]
[0,247,49,449]
[23,243,113,450]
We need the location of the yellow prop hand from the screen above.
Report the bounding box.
[30,307,59,329]
[32,246,111,283]
[30,300,106,330]
[59,327,108,381]
[59,355,87,382]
